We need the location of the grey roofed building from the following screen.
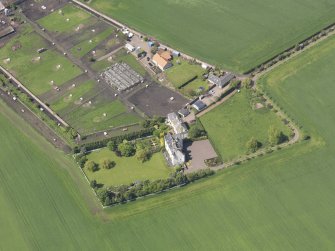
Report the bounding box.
[167,112,188,138]
[178,108,190,118]
[192,100,207,111]
[208,72,235,88]
[164,133,185,166]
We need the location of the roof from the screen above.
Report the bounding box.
[0,1,5,11]
[158,50,172,61]
[167,112,188,135]
[193,100,207,111]
[208,72,235,87]
[178,108,190,117]
[165,133,183,151]
[125,43,135,51]
[152,53,170,70]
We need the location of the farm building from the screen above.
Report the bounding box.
[178,108,190,118]
[164,133,185,166]
[0,25,15,39]
[208,72,235,88]
[192,100,207,111]
[125,43,135,52]
[158,50,172,61]
[167,112,188,138]
[152,53,173,71]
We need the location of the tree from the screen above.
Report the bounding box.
[90,180,97,189]
[268,126,287,145]
[246,137,261,153]
[230,79,241,89]
[85,160,99,172]
[136,148,150,162]
[102,159,116,169]
[189,125,206,139]
[118,140,135,157]
[242,78,252,89]
[107,140,117,151]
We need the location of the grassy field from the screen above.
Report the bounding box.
[179,79,209,97]
[37,4,93,34]
[200,89,291,161]
[50,80,95,113]
[0,26,82,95]
[70,27,114,58]
[82,0,335,73]
[2,30,335,250]
[65,99,142,134]
[165,59,205,88]
[84,148,172,187]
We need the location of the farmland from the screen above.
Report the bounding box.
[0,25,82,95]
[200,89,291,161]
[82,0,335,73]
[84,148,172,187]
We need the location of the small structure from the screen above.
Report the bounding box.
[125,43,135,52]
[172,50,180,57]
[152,53,172,71]
[167,112,188,138]
[0,2,5,12]
[208,72,235,88]
[164,133,185,166]
[178,108,190,118]
[158,50,172,61]
[192,100,207,111]
[0,26,14,39]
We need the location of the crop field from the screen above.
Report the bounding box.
[84,148,172,187]
[165,58,205,89]
[0,26,82,95]
[37,4,94,34]
[83,0,335,73]
[200,89,291,161]
[65,98,142,134]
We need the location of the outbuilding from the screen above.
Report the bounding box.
[192,100,207,111]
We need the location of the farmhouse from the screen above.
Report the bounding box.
[192,100,207,111]
[164,133,185,166]
[167,112,188,138]
[208,72,235,88]
[152,53,172,71]
[158,50,172,61]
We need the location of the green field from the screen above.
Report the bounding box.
[70,27,114,58]
[82,0,335,73]
[65,99,142,134]
[179,79,209,97]
[200,89,291,161]
[0,26,82,95]
[37,4,93,34]
[50,80,95,113]
[165,59,205,88]
[84,148,172,187]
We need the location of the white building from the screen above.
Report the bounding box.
[164,133,185,166]
[166,112,188,138]
[125,43,135,52]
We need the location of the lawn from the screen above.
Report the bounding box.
[179,79,209,97]
[2,29,335,250]
[37,3,93,34]
[84,148,172,187]
[0,26,82,95]
[65,99,142,134]
[82,0,335,73]
[165,59,205,88]
[50,80,95,113]
[70,27,114,58]
[200,89,290,161]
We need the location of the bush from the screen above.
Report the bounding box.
[107,140,117,151]
[102,159,116,169]
[246,137,262,153]
[85,161,99,172]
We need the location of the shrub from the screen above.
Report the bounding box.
[102,159,116,169]
[85,161,99,172]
